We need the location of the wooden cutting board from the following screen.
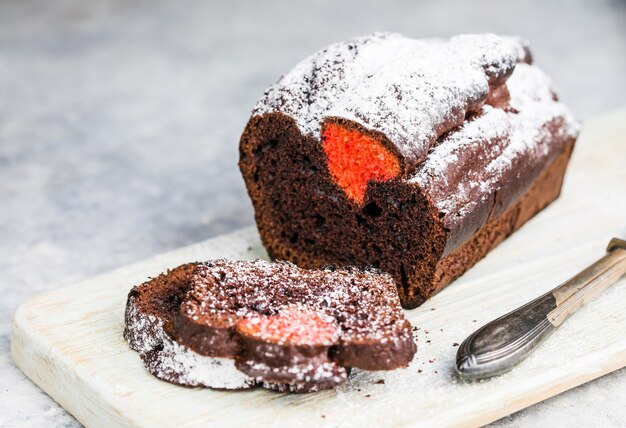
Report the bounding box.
[11,109,626,428]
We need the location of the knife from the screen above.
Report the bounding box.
[456,238,626,381]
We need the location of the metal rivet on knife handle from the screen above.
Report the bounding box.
[455,238,626,381]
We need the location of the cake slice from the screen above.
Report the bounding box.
[239,33,579,308]
[124,259,416,392]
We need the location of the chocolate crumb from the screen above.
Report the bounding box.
[365,394,371,398]
[453,342,459,347]
[375,379,385,384]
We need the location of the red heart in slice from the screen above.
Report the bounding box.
[236,306,339,346]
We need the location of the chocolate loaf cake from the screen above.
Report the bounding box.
[239,33,579,308]
[124,259,416,392]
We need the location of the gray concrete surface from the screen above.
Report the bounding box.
[1,0,625,426]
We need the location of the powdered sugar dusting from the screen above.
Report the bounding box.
[410,63,579,222]
[145,331,254,390]
[125,298,254,389]
[410,107,510,189]
[254,32,521,167]
[124,298,163,354]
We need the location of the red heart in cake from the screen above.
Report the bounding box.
[322,123,401,204]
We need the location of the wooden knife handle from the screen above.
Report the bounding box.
[456,239,626,380]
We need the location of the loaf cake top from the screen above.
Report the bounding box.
[252,32,579,174]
